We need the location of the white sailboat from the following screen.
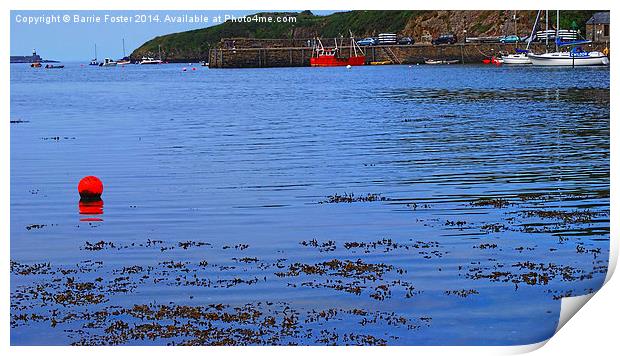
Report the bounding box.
[502,52,532,64]
[502,10,540,65]
[528,10,609,66]
[89,44,99,66]
[528,50,609,66]
[117,39,131,65]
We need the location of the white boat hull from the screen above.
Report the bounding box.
[424,59,459,65]
[502,54,532,65]
[528,52,609,66]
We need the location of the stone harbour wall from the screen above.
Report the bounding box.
[208,42,609,68]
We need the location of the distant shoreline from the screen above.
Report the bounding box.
[10,59,60,63]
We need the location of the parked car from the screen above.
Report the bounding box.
[500,35,520,43]
[432,34,457,45]
[357,37,378,46]
[398,37,414,45]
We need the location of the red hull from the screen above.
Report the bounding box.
[311,55,365,67]
[482,56,502,65]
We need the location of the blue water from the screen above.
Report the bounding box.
[10,63,609,345]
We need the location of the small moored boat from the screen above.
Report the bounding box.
[117,39,131,65]
[424,59,459,65]
[500,10,540,65]
[482,56,503,65]
[90,44,99,66]
[139,57,163,65]
[99,58,117,67]
[45,64,64,69]
[502,51,532,65]
[140,45,164,65]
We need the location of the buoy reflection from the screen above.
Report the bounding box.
[79,199,103,221]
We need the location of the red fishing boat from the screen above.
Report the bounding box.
[310,35,365,67]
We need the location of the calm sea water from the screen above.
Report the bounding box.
[10,63,609,346]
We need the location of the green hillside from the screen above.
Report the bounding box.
[131,10,428,60]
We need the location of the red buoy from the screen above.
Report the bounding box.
[78,176,103,200]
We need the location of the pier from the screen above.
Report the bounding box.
[208,38,609,68]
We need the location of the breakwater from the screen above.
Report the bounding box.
[208,41,608,68]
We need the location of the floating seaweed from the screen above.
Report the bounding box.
[25,224,47,230]
[517,209,605,224]
[445,289,479,297]
[319,193,390,204]
[300,239,336,252]
[470,198,511,208]
[474,243,498,250]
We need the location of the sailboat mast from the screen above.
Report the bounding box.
[526,10,542,51]
[122,38,126,57]
[514,11,517,35]
[555,10,560,52]
[94,43,97,60]
[545,10,549,47]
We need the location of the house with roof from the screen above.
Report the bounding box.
[585,11,609,42]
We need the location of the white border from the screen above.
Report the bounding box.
[3,0,617,354]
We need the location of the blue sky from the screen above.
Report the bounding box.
[11,10,335,61]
